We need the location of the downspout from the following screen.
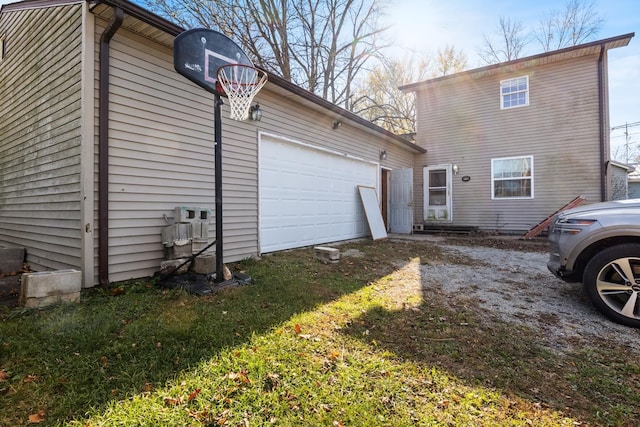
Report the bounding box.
[597,44,606,202]
[98,7,124,286]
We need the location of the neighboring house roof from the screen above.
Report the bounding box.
[608,160,635,173]
[1,0,425,154]
[628,164,640,182]
[399,33,634,92]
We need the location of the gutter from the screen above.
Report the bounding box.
[598,44,606,202]
[98,6,123,286]
[89,0,424,154]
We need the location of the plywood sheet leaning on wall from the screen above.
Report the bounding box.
[358,186,388,240]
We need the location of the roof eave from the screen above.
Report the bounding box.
[86,0,423,153]
[400,32,635,93]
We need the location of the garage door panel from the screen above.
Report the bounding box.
[260,136,377,253]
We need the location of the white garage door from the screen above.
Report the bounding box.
[259,134,378,253]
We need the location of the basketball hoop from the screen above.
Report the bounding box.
[216,64,268,121]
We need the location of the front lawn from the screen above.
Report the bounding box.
[1,239,638,426]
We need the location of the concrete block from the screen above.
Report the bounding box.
[174,206,212,224]
[314,246,340,264]
[193,253,216,274]
[20,269,81,308]
[163,241,192,260]
[160,259,191,275]
[192,238,213,254]
[161,223,192,245]
[191,222,209,239]
[0,245,25,274]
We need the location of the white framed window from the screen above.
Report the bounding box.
[491,156,533,199]
[500,76,528,109]
[0,34,5,61]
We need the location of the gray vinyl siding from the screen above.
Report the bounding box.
[414,55,603,232]
[0,4,83,270]
[609,164,629,200]
[97,23,412,282]
[629,182,640,199]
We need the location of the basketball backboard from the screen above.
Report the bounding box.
[174,28,254,96]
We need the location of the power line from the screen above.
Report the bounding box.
[611,121,640,131]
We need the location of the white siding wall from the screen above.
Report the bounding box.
[95,24,415,283]
[0,4,84,270]
[413,55,603,232]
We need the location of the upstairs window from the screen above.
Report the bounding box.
[492,156,533,199]
[500,76,528,109]
[0,34,5,60]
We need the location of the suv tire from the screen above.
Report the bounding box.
[583,243,640,328]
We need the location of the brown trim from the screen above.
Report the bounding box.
[90,0,182,36]
[264,72,425,153]
[88,0,424,154]
[98,6,123,286]
[598,45,606,202]
[1,0,82,12]
[400,33,635,92]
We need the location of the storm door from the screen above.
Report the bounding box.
[424,165,452,222]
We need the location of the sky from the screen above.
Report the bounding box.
[1,0,638,159]
[382,0,640,162]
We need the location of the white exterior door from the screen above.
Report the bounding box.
[389,168,413,234]
[259,134,378,253]
[424,165,452,222]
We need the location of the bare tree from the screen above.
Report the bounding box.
[534,0,604,51]
[352,48,467,134]
[436,45,468,76]
[478,16,529,64]
[145,0,388,108]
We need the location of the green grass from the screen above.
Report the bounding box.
[0,240,638,426]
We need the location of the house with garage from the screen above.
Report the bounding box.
[0,0,423,287]
[401,33,634,234]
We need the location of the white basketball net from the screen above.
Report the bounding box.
[217,65,268,121]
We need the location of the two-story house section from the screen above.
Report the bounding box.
[401,33,634,234]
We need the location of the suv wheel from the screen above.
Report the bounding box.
[583,244,640,328]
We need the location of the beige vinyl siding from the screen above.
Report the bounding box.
[104,27,217,282]
[0,4,83,270]
[414,55,602,232]
[94,21,414,282]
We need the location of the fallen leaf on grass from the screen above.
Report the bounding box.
[23,375,40,384]
[227,371,250,384]
[0,370,9,381]
[110,287,125,296]
[294,324,302,334]
[28,410,45,423]
[164,397,182,406]
[188,388,202,401]
[101,356,108,367]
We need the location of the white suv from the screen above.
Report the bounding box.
[547,199,640,328]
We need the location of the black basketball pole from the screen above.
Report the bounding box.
[214,94,224,283]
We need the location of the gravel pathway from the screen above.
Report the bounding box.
[420,244,640,353]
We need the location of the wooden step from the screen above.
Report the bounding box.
[522,196,586,239]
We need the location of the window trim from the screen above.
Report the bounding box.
[499,75,529,110]
[491,155,534,200]
[0,34,5,61]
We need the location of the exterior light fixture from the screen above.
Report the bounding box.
[452,164,459,175]
[379,150,387,161]
[332,120,342,129]
[249,103,262,121]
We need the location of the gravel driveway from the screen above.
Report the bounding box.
[417,241,640,353]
